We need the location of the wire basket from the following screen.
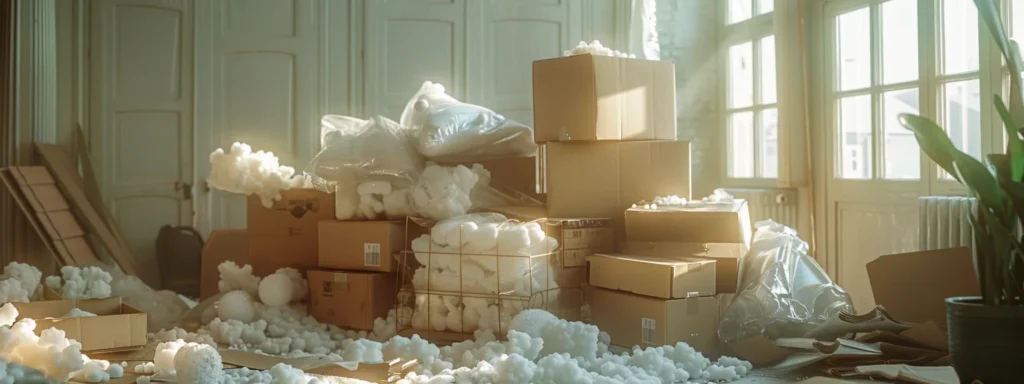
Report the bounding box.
[395,215,581,341]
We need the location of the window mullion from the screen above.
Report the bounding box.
[920,0,939,189]
[753,37,763,177]
[871,3,884,180]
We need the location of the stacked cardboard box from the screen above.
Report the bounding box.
[585,199,753,355]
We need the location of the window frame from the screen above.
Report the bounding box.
[720,0,779,188]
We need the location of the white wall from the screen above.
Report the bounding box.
[70,0,621,285]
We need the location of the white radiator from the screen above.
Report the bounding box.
[722,188,800,229]
[918,196,976,253]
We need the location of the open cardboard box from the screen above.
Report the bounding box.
[866,247,980,330]
[13,297,147,353]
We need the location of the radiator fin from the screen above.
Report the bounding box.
[918,196,976,254]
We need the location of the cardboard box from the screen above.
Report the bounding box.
[587,286,718,353]
[867,247,980,330]
[247,189,335,276]
[319,221,404,272]
[13,297,147,352]
[308,270,397,330]
[546,141,691,240]
[532,54,676,142]
[200,229,249,300]
[625,200,752,246]
[618,241,746,294]
[589,253,716,299]
[546,218,615,268]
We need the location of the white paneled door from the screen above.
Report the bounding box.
[90,0,195,288]
[193,0,324,235]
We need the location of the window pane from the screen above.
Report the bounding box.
[759,108,779,178]
[729,0,752,24]
[838,8,871,91]
[941,0,979,75]
[943,80,982,161]
[839,95,873,179]
[1013,0,1024,42]
[881,0,918,84]
[729,112,755,178]
[758,0,773,15]
[761,35,777,104]
[729,42,754,108]
[882,89,921,180]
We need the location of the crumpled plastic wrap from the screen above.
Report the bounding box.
[719,220,854,344]
[400,81,538,163]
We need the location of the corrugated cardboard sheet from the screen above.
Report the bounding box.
[545,141,691,240]
[532,54,676,142]
[588,253,716,299]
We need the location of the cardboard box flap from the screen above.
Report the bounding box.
[866,247,979,329]
[219,349,417,382]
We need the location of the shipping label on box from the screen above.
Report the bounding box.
[624,200,752,246]
[532,54,677,142]
[588,253,716,299]
[248,189,335,276]
[308,270,396,331]
[587,286,718,354]
[546,141,691,241]
[318,221,404,272]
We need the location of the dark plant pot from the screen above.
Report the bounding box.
[946,296,1024,383]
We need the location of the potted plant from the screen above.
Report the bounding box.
[898,1,1024,382]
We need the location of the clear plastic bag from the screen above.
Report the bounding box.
[400,81,538,163]
[719,220,854,344]
[320,114,367,149]
[305,115,424,193]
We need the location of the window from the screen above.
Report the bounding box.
[725,0,777,180]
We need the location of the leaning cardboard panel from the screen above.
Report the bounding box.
[13,297,147,352]
[532,54,677,142]
[546,141,691,240]
[867,247,980,330]
[247,188,335,276]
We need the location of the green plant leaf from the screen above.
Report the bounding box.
[994,96,1024,180]
[974,0,1024,126]
[898,114,961,181]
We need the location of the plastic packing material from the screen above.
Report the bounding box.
[400,81,538,163]
[718,220,854,344]
[396,213,565,335]
[563,40,638,58]
[306,115,424,194]
[207,142,309,208]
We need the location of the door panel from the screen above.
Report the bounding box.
[194,0,320,234]
[91,0,193,288]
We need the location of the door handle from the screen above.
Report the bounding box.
[175,181,193,200]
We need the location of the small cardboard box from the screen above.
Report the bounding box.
[625,200,752,246]
[618,241,746,294]
[546,141,691,240]
[247,189,335,276]
[13,297,147,352]
[867,247,980,330]
[532,54,677,142]
[319,221,404,272]
[588,253,716,299]
[200,229,248,300]
[587,286,718,354]
[308,270,397,330]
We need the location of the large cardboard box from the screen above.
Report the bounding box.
[200,229,249,300]
[587,286,718,354]
[546,141,691,239]
[308,270,397,330]
[13,297,147,352]
[247,189,335,276]
[618,241,746,294]
[867,247,980,330]
[589,253,716,299]
[625,200,752,246]
[532,54,676,142]
[319,221,404,272]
